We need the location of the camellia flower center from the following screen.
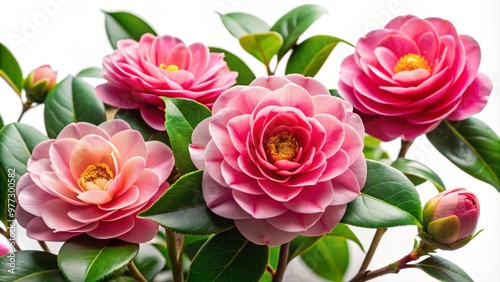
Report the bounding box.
[79,163,114,191]
[266,132,299,162]
[159,63,179,72]
[394,53,431,73]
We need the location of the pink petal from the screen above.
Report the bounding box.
[283,181,334,213]
[266,211,322,232]
[202,172,251,219]
[189,118,211,170]
[312,95,347,121]
[98,186,139,210]
[233,190,287,218]
[258,179,303,202]
[301,204,347,236]
[340,124,364,166]
[41,199,90,232]
[107,156,146,197]
[118,217,159,243]
[188,43,210,79]
[49,138,80,193]
[87,216,135,239]
[26,217,77,242]
[29,140,54,163]
[15,204,35,228]
[392,69,431,86]
[57,122,111,140]
[109,129,147,162]
[313,114,344,158]
[145,141,174,181]
[68,205,116,223]
[448,73,492,120]
[253,84,315,117]
[18,183,57,217]
[284,74,330,96]
[40,172,85,206]
[250,76,291,91]
[235,218,299,246]
[330,167,364,205]
[99,119,132,137]
[151,35,183,65]
[140,103,166,131]
[69,135,117,181]
[77,190,113,205]
[166,43,190,69]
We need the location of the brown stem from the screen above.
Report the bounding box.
[349,228,387,282]
[128,261,148,282]
[272,242,290,282]
[397,139,414,159]
[166,229,184,282]
[355,254,415,281]
[266,264,276,276]
[38,241,50,253]
[17,101,34,122]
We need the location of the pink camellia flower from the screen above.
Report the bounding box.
[421,188,480,250]
[15,120,174,243]
[189,74,366,246]
[338,15,492,141]
[96,33,237,131]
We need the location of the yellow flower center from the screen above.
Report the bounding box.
[266,132,299,162]
[159,63,179,72]
[79,163,114,191]
[394,53,431,73]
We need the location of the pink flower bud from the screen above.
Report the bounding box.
[23,65,57,103]
[420,188,480,250]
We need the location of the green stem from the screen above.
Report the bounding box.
[128,261,148,282]
[166,229,185,282]
[397,139,414,159]
[38,241,50,253]
[349,228,387,282]
[354,254,415,281]
[272,242,290,282]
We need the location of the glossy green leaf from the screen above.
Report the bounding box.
[328,223,365,252]
[0,251,66,281]
[44,75,106,138]
[134,244,166,282]
[301,235,348,282]
[58,234,139,282]
[0,123,47,227]
[0,114,4,130]
[104,11,157,49]
[259,246,280,282]
[209,47,256,86]
[104,277,137,282]
[139,170,234,234]
[288,235,322,261]
[186,228,269,282]
[184,235,211,260]
[76,67,104,78]
[342,160,423,228]
[270,4,328,60]
[286,35,346,76]
[427,118,500,192]
[163,98,211,175]
[392,158,446,192]
[363,135,389,161]
[414,255,473,282]
[114,109,169,145]
[329,89,341,98]
[239,32,283,67]
[219,12,270,38]
[0,43,22,95]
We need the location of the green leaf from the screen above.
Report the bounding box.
[414,255,473,282]
[76,67,104,78]
[114,109,169,145]
[104,11,157,49]
[219,12,270,38]
[139,170,234,234]
[0,114,4,130]
[288,235,322,262]
[301,235,348,282]
[427,118,500,192]
[0,43,22,95]
[259,246,280,282]
[391,158,446,192]
[363,135,389,161]
[341,160,423,228]
[0,123,48,227]
[104,277,137,282]
[239,32,283,67]
[163,98,211,175]
[44,75,106,138]
[329,89,341,98]
[186,228,269,282]
[184,235,211,260]
[58,234,139,282]
[285,35,346,77]
[270,4,328,60]
[328,223,365,252]
[209,47,256,86]
[0,251,66,281]
[134,244,166,282]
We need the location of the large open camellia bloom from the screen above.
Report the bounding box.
[15,120,174,243]
[189,74,367,246]
[338,15,492,141]
[96,33,237,131]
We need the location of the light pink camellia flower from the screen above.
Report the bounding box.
[96,33,237,131]
[338,15,492,141]
[15,120,174,243]
[189,74,366,246]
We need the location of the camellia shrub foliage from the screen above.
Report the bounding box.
[0,4,498,282]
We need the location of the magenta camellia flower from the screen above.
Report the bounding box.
[338,15,492,141]
[15,120,174,243]
[96,33,237,131]
[189,74,366,246]
[421,188,480,250]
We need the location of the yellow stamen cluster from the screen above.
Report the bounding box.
[394,53,431,73]
[266,132,299,162]
[79,163,114,191]
[159,63,179,72]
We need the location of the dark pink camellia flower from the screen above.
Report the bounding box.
[96,33,237,131]
[16,120,174,243]
[338,15,492,141]
[189,74,366,246]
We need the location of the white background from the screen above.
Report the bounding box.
[1,0,499,281]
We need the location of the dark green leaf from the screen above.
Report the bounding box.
[104,276,137,282]
[270,4,328,60]
[44,75,106,138]
[76,67,104,78]
[58,234,139,282]
[427,118,500,192]
[0,251,66,281]
[0,43,22,95]
[329,89,341,98]
[114,109,169,145]
[186,228,268,282]
[219,12,270,38]
[239,32,283,67]
[414,255,473,282]
[209,47,256,86]
[288,235,322,261]
[0,123,47,227]
[184,235,211,260]
[259,246,280,282]
[0,114,4,129]
[328,223,364,252]
[139,170,234,234]
[342,160,422,228]
[391,158,446,192]
[286,35,347,77]
[301,235,348,282]
[163,98,211,175]
[104,11,157,49]
[134,244,166,281]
